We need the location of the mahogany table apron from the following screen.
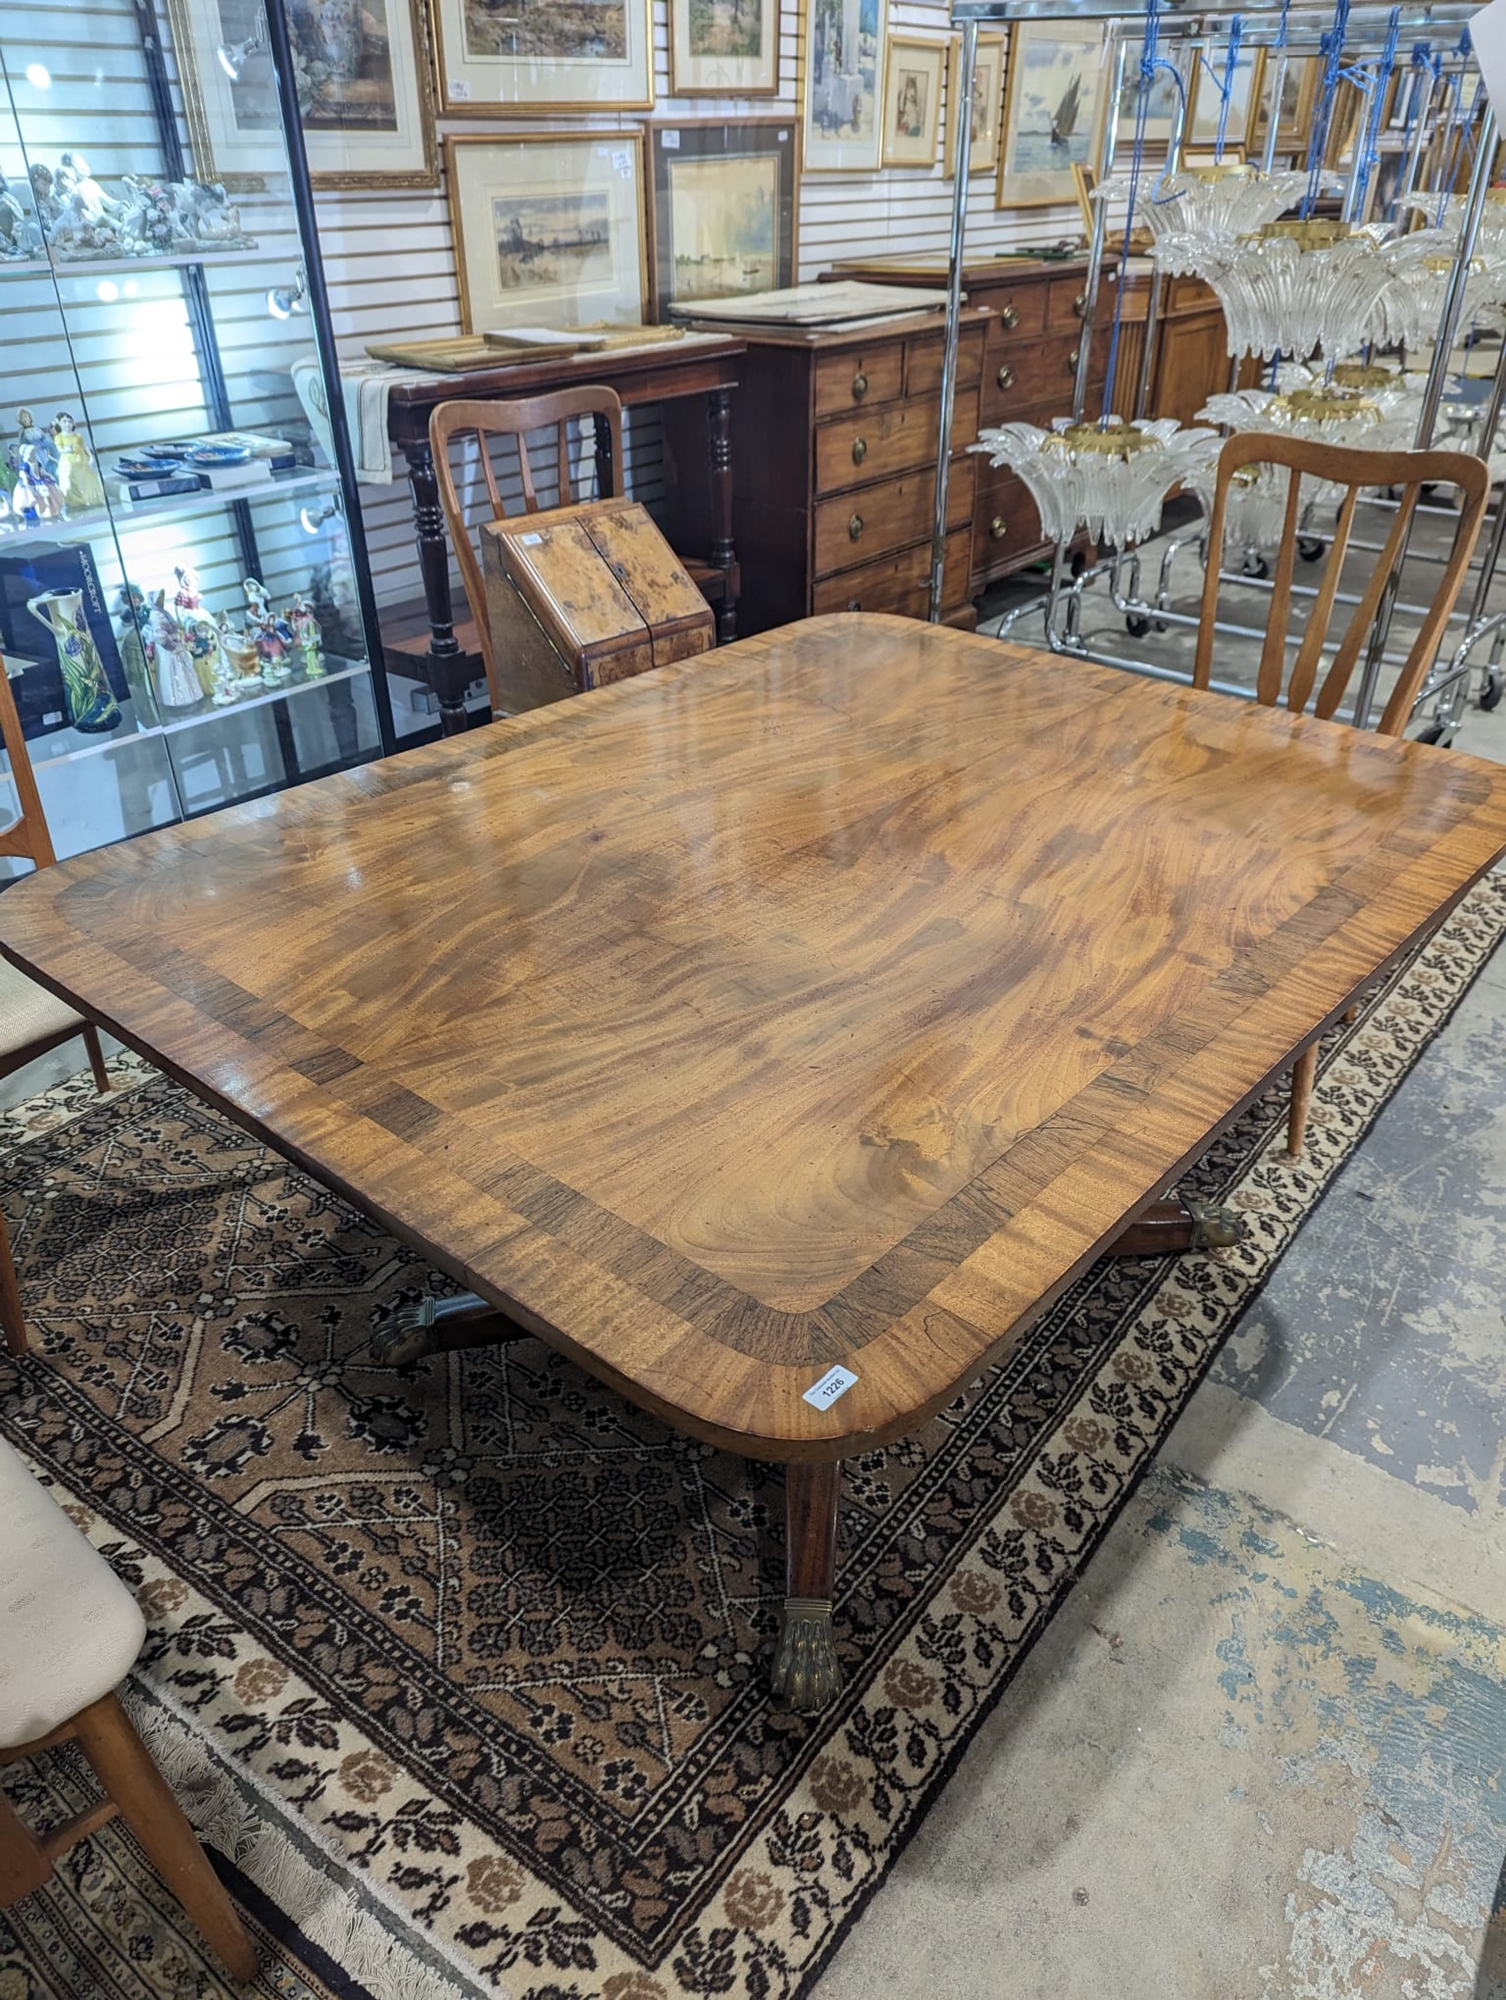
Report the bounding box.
[385,334,746,734]
[5,614,1506,1714]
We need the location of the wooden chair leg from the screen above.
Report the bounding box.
[0,1787,54,1905]
[71,1694,257,1982]
[0,1205,26,1358]
[82,1024,110,1095]
[1287,1044,1320,1158]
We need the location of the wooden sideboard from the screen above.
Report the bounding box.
[662,307,988,637]
[827,254,1240,597]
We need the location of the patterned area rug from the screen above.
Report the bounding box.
[3,876,1504,2000]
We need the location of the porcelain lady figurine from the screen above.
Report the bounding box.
[113,583,155,707]
[16,410,58,481]
[147,590,204,710]
[289,594,325,677]
[52,412,104,510]
[172,565,223,699]
[25,589,121,733]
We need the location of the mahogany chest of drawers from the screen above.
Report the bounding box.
[828,254,1239,597]
[664,307,987,637]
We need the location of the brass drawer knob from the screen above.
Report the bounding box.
[1068,346,1082,369]
[989,516,1008,540]
[1073,290,1088,318]
[848,512,864,541]
[1000,304,1020,330]
[852,435,868,466]
[852,371,868,401]
[996,364,1015,391]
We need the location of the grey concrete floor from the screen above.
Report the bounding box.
[815,536,1506,1998]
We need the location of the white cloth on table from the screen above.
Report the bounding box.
[0,1434,146,1747]
[291,353,445,487]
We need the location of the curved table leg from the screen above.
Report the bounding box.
[772,1460,843,1712]
[371,1292,526,1366]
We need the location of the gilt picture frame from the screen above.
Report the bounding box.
[430,0,654,115]
[1186,42,1266,153]
[881,36,945,169]
[445,132,648,334]
[997,21,1106,210]
[165,0,438,190]
[802,0,887,173]
[943,32,1004,178]
[648,119,798,320]
[669,0,778,97]
[1252,52,1318,157]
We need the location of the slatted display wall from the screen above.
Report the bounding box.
[3,0,1083,627]
[322,0,1082,614]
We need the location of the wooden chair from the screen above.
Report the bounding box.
[0,662,110,1356]
[429,388,725,718]
[0,1434,257,1980]
[1194,431,1490,1155]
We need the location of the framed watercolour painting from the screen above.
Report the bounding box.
[648,120,797,319]
[430,0,654,114]
[998,21,1106,209]
[1111,37,1180,156]
[803,0,886,172]
[1187,43,1265,152]
[670,0,778,97]
[165,0,438,188]
[881,37,945,168]
[943,32,1003,178]
[445,133,648,333]
[1252,54,1317,156]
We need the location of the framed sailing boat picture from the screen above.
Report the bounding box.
[997,20,1107,209]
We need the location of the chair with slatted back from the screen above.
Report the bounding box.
[1194,429,1490,1156]
[429,388,728,719]
[0,662,111,1355]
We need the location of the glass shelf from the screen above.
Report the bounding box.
[1,468,337,548]
[0,1,392,864]
[0,244,268,282]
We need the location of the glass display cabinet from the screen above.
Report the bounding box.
[0,0,391,870]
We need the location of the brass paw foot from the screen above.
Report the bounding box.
[771,1598,843,1712]
[370,1292,508,1366]
[1184,1200,1247,1251]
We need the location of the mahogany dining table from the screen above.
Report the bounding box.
[4,614,1506,1711]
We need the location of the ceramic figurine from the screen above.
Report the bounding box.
[243,575,272,624]
[147,590,204,710]
[11,457,41,524]
[25,589,121,733]
[52,412,104,511]
[113,583,156,707]
[16,410,58,482]
[119,176,175,256]
[47,191,122,259]
[216,615,266,699]
[0,174,35,259]
[249,609,294,687]
[27,164,60,236]
[289,594,325,677]
[54,153,124,228]
[18,445,63,519]
[172,566,224,699]
[171,181,244,244]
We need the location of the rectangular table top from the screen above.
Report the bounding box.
[5,615,1505,1458]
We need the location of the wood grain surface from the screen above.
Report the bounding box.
[4,615,1505,1460]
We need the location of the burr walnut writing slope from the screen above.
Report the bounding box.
[4,615,1506,1710]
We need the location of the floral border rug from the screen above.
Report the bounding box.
[3,875,1504,2000]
